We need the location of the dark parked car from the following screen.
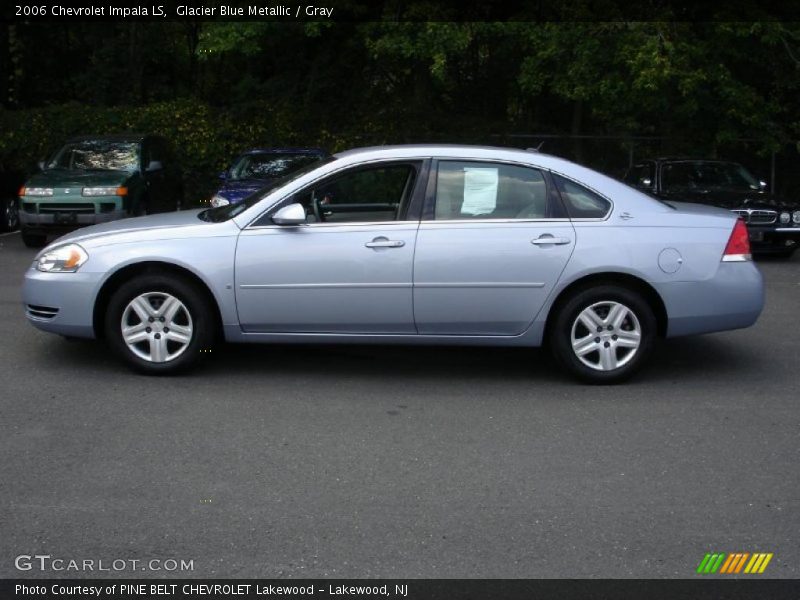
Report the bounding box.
[0,162,26,232]
[19,134,183,247]
[624,158,800,256]
[210,147,328,207]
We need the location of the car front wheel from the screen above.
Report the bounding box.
[105,274,215,374]
[549,285,656,384]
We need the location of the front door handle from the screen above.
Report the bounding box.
[531,235,571,246]
[365,238,405,248]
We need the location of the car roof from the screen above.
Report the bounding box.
[332,144,584,171]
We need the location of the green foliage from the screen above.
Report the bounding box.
[5,17,800,193]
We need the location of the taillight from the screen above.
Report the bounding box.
[722,218,751,262]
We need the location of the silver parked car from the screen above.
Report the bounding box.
[22,145,764,383]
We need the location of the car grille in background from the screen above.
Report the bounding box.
[22,202,37,213]
[38,203,96,214]
[26,305,59,320]
[732,209,776,225]
[99,203,116,213]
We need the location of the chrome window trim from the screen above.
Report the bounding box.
[245,220,420,231]
[419,218,572,225]
[244,157,429,230]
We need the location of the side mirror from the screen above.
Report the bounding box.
[37,160,46,171]
[146,160,163,172]
[218,171,228,180]
[759,180,768,190]
[271,203,306,226]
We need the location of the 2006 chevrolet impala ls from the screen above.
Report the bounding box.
[22,145,764,383]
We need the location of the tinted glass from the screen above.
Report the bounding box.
[229,152,324,180]
[292,163,417,223]
[624,163,655,187]
[661,161,760,192]
[553,174,611,219]
[434,161,548,220]
[48,140,140,172]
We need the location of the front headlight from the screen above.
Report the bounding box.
[23,187,53,196]
[779,212,791,224]
[793,210,800,225]
[210,194,230,208]
[82,186,127,196]
[36,244,89,273]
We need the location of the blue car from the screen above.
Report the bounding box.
[23,145,764,383]
[210,147,327,207]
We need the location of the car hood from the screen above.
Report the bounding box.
[26,169,132,188]
[45,209,230,249]
[662,189,799,210]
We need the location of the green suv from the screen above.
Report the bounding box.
[19,134,183,247]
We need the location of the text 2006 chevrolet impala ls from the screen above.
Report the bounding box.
[22,145,764,383]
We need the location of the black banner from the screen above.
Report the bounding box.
[3,579,800,600]
[3,0,800,23]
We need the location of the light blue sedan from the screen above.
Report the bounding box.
[22,145,764,383]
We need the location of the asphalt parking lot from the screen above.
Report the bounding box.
[1,230,798,579]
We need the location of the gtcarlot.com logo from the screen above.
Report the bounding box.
[15,554,194,572]
[696,552,773,574]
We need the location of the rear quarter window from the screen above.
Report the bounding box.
[553,173,611,219]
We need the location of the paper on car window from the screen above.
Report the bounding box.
[461,167,498,215]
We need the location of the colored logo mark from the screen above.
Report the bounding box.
[696,552,773,574]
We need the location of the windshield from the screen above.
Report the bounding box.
[661,161,760,193]
[200,156,338,223]
[48,140,140,172]
[228,152,324,181]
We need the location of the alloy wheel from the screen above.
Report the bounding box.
[570,300,642,371]
[120,292,193,363]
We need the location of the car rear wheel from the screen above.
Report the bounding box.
[21,230,47,248]
[549,285,656,384]
[105,274,215,374]
[0,197,19,232]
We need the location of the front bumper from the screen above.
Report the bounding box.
[745,225,800,253]
[22,265,104,338]
[20,208,127,234]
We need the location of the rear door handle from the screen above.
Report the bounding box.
[531,235,571,246]
[365,238,405,248]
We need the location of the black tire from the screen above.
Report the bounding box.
[0,197,19,232]
[549,285,656,384]
[21,230,47,248]
[105,273,216,374]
